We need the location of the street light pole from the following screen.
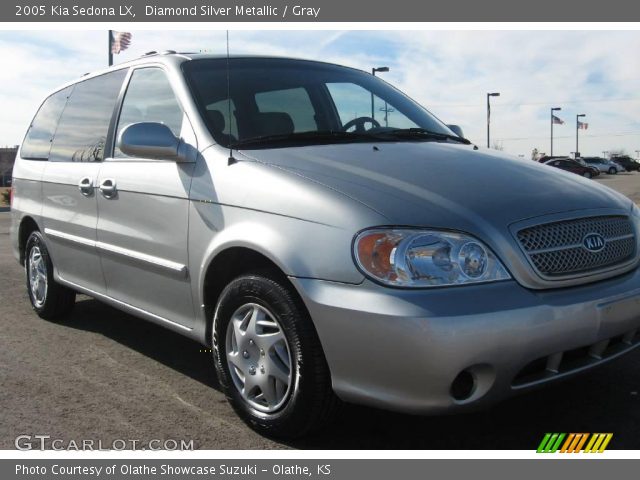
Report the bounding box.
[550,107,561,156]
[486,92,500,148]
[371,67,389,120]
[603,151,609,159]
[576,114,586,158]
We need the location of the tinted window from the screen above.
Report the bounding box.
[205,98,238,139]
[255,88,317,132]
[183,58,455,148]
[326,83,418,129]
[49,70,126,162]
[21,87,72,160]
[115,68,183,158]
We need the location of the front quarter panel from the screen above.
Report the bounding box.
[187,146,388,341]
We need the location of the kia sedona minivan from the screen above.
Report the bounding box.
[11,53,640,438]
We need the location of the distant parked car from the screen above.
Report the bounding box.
[582,157,625,174]
[611,156,640,172]
[537,155,568,164]
[573,158,601,177]
[544,158,597,178]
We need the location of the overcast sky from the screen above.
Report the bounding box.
[1,30,638,158]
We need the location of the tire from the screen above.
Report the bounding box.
[608,167,617,174]
[583,171,592,178]
[25,231,75,320]
[212,273,340,438]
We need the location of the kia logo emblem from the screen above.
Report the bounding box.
[583,233,606,252]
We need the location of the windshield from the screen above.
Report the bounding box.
[183,58,458,149]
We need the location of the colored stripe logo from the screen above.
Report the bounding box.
[537,433,613,453]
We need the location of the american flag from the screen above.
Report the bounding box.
[111,31,132,54]
[552,115,565,125]
[578,121,589,130]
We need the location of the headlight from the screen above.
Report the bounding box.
[354,228,511,288]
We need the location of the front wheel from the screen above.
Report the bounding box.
[608,167,617,174]
[212,273,340,438]
[25,231,75,320]
[583,171,592,178]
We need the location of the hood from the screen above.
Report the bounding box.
[240,142,631,231]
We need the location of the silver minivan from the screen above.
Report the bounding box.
[10,53,640,438]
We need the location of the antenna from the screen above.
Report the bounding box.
[226,30,236,164]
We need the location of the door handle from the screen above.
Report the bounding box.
[78,177,93,196]
[99,178,117,199]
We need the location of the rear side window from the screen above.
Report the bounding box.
[114,68,184,158]
[49,69,126,162]
[20,87,72,160]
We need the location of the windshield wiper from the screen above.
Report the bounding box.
[379,128,472,144]
[230,130,388,148]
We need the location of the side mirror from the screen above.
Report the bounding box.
[447,124,465,138]
[118,122,184,161]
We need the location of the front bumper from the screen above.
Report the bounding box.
[290,269,640,414]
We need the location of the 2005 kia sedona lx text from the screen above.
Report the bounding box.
[10,54,640,438]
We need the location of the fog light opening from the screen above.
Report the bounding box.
[451,369,476,401]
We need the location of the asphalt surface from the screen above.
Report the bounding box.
[1,173,640,450]
[595,170,640,204]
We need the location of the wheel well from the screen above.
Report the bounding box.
[202,247,291,345]
[18,216,39,265]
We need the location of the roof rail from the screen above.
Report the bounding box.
[141,50,177,58]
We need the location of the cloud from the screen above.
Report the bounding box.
[391,30,640,156]
[0,30,638,158]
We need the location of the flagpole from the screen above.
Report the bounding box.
[550,107,561,156]
[576,114,586,158]
[550,110,553,156]
[108,30,113,67]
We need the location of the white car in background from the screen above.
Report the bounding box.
[581,157,625,174]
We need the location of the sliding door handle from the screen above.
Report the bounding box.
[78,177,93,196]
[99,178,117,199]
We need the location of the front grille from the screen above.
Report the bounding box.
[517,216,636,277]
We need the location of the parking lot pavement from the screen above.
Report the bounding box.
[594,170,640,204]
[1,197,640,449]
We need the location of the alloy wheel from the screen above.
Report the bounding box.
[28,246,48,308]
[225,303,293,413]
